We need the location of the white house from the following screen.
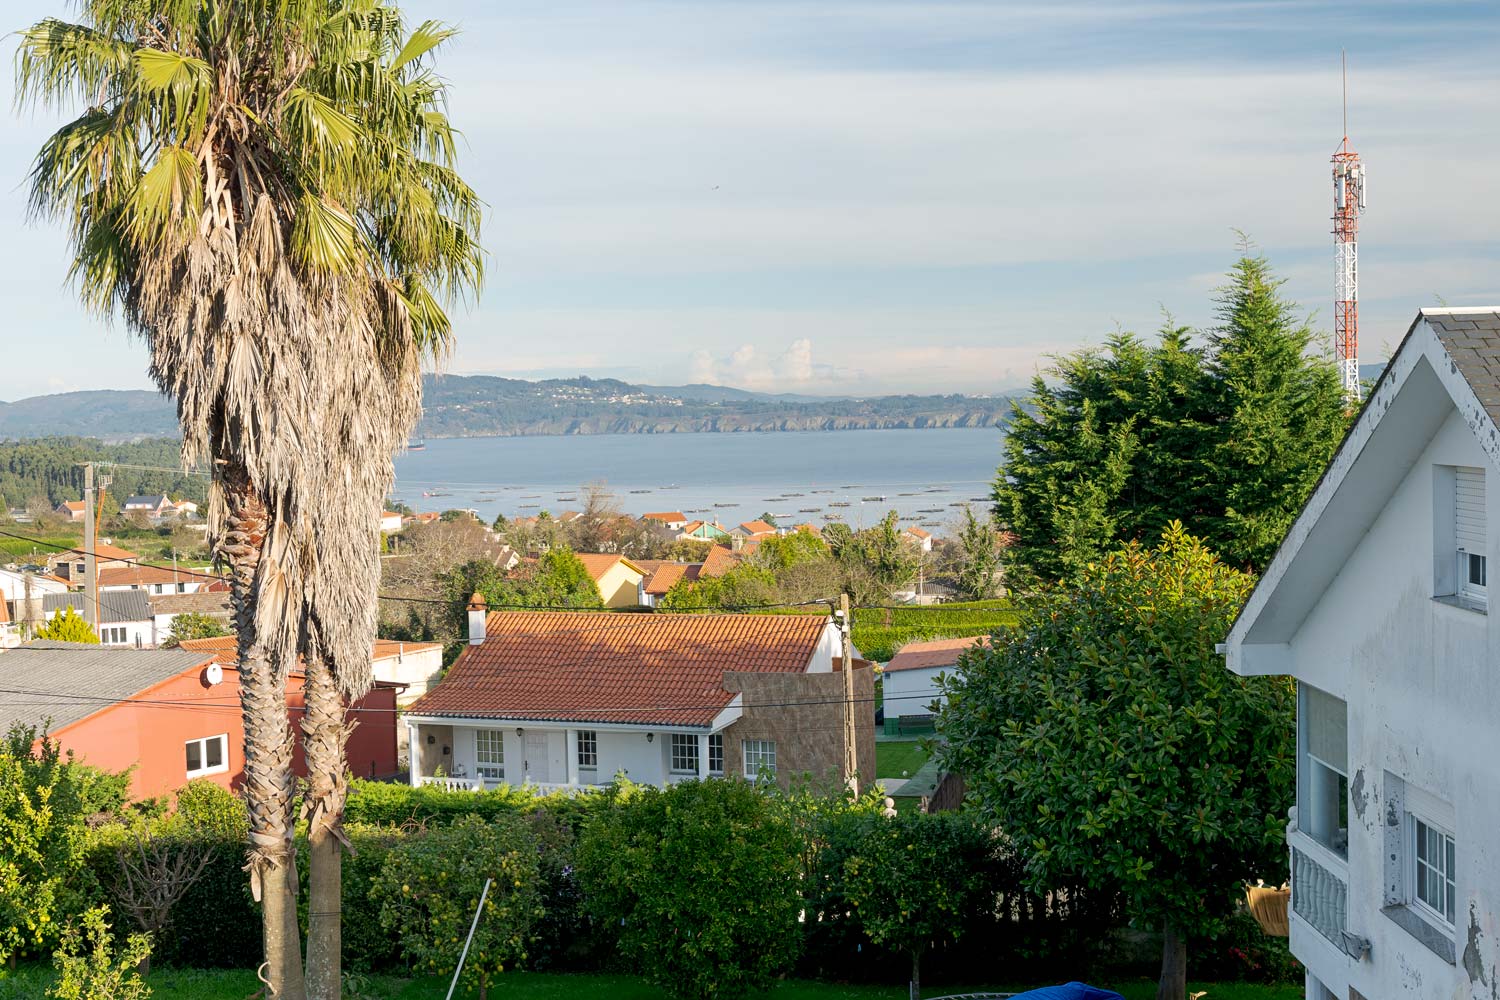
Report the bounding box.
[881,636,981,733]
[42,590,154,647]
[0,567,69,604]
[98,564,209,595]
[379,511,404,534]
[902,526,934,553]
[122,494,174,518]
[1224,308,1500,1000]
[404,606,872,792]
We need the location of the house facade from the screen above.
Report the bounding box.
[98,564,209,595]
[55,501,86,522]
[881,636,981,733]
[575,553,648,608]
[41,591,154,647]
[405,609,873,792]
[0,641,402,798]
[1224,309,1500,1000]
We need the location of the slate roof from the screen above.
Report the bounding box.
[146,591,233,617]
[43,590,152,624]
[0,642,215,733]
[884,636,985,673]
[408,611,832,727]
[1423,309,1500,421]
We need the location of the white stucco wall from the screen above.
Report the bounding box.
[1282,407,1500,997]
[882,665,946,719]
[0,569,66,603]
[372,644,444,705]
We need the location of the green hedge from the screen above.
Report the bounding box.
[343,778,606,830]
[849,601,1021,662]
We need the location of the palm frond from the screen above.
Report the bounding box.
[131,48,213,139]
[15,18,135,111]
[291,192,360,274]
[124,144,203,248]
[390,19,456,72]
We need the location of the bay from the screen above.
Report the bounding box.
[391,427,1003,533]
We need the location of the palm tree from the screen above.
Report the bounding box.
[16,4,482,998]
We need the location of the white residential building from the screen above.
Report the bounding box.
[1224,309,1500,1000]
[880,636,981,734]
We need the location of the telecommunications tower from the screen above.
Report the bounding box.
[1332,52,1366,404]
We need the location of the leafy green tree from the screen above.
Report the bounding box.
[953,505,999,600]
[46,907,151,1000]
[443,545,604,634]
[993,256,1346,587]
[576,780,803,1000]
[372,815,542,1000]
[824,512,918,603]
[1204,254,1347,569]
[161,612,230,648]
[840,812,996,1000]
[752,530,830,574]
[937,525,1294,1000]
[0,726,89,968]
[34,607,98,644]
[16,1,484,995]
[659,564,779,611]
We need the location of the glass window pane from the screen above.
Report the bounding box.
[186,741,201,772]
[206,737,223,769]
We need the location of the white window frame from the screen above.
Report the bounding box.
[102,626,128,645]
[708,733,724,776]
[1410,813,1457,929]
[475,728,505,780]
[1455,466,1487,607]
[577,730,598,770]
[185,734,228,778]
[669,733,699,774]
[743,739,776,779]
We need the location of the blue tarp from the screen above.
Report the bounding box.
[1006,984,1126,1000]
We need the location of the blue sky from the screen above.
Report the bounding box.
[3,0,1499,399]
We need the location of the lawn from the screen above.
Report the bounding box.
[0,966,1302,1000]
[874,739,930,779]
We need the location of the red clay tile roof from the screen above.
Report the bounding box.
[58,501,85,513]
[575,553,646,581]
[62,542,139,563]
[905,526,932,539]
[98,565,198,589]
[737,520,777,536]
[643,563,693,595]
[698,546,740,579]
[408,611,832,727]
[642,512,687,523]
[795,523,820,534]
[884,636,984,672]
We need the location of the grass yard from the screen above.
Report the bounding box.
[874,739,930,779]
[0,966,1303,1000]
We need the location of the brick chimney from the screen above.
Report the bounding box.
[467,592,487,645]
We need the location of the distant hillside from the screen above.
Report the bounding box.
[2,375,1011,440]
[0,390,178,440]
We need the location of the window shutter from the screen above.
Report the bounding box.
[1456,467,1486,553]
[1303,684,1348,774]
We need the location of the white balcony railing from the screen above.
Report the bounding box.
[417,775,483,791]
[1289,825,1349,947]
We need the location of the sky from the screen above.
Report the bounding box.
[2,0,1499,400]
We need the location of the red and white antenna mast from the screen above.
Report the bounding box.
[1332,51,1366,404]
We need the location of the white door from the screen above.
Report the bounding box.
[525,732,550,783]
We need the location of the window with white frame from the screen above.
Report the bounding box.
[670,733,699,774]
[185,734,227,778]
[577,730,598,769]
[743,739,776,779]
[1297,684,1348,858]
[1411,815,1457,927]
[102,626,128,645]
[708,734,724,776]
[475,729,505,780]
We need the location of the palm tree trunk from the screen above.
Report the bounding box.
[223,476,306,1000]
[303,653,350,1000]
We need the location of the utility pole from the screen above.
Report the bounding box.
[81,462,97,629]
[839,593,858,795]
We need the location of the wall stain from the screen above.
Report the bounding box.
[1465,904,1489,985]
[1352,767,1369,821]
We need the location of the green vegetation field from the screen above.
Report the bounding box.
[852,599,1020,662]
[875,740,930,778]
[0,967,1303,1000]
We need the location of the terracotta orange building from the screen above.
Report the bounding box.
[0,640,403,800]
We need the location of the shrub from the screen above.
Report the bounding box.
[522,809,596,970]
[340,824,408,972]
[46,906,150,1000]
[172,780,247,839]
[576,779,802,1000]
[372,814,543,1000]
[0,726,91,965]
[344,777,603,829]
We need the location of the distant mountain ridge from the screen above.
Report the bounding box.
[0,375,1011,441]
